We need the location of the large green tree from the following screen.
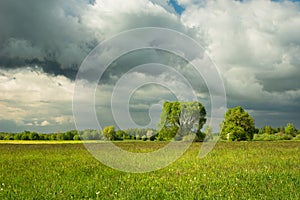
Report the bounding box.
[158,101,206,141]
[220,106,255,141]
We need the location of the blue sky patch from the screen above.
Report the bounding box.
[168,0,185,15]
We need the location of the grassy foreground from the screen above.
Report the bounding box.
[0,141,299,199]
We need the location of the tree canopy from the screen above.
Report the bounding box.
[220,106,255,141]
[102,126,117,141]
[158,101,206,141]
[284,123,297,137]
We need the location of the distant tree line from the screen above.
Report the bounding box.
[220,106,300,141]
[0,128,158,141]
[253,123,300,141]
[0,103,299,142]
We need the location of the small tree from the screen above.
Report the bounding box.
[14,134,22,140]
[103,126,117,141]
[73,134,80,140]
[285,123,297,137]
[29,132,39,140]
[264,126,272,135]
[116,130,126,140]
[220,106,255,141]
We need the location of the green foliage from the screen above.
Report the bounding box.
[62,130,77,140]
[102,126,117,141]
[284,123,297,137]
[141,135,147,141]
[135,134,141,140]
[116,130,126,140]
[255,124,299,141]
[220,106,255,141]
[276,132,293,140]
[149,133,157,141]
[0,142,299,199]
[259,125,274,135]
[73,134,80,140]
[3,134,14,140]
[226,125,247,141]
[56,133,63,140]
[29,132,39,140]
[253,132,293,141]
[158,101,181,140]
[292,134,300,140]
[14,134,22,140]
[21,133,30,140]
[79,129,101,140]
[124,128,155,140]
[194,131,206,142]
[0,121,298,142]
[158,101,206,141]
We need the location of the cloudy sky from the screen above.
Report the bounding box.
[0,0,300,133]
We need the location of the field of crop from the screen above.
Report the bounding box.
[0,141,299,199]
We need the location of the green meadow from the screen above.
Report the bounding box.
[0,141,299,199]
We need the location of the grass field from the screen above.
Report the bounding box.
[0,141,299,199]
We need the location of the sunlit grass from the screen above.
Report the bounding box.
[0,140,81,144]
[0,141,299,199]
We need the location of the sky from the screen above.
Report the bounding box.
[0,0,300,133]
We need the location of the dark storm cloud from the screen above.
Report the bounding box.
[0,0,99,78]
[0,0,186,79]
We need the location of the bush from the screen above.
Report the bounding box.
[21,134,30,140]
[195,131,206,142]
[275,132,293,140]
[141,135,147,141]
[14,134,22,140]
[102,126,117,141]
[73,135,80,140]
[149,133,157,141]
[225,126,247,141]
[253,134,276,141]
[29,132,39,140]
[253,133,293,141]
[292,134,300,140]
[4,134,14,140]
[135,134,141,140]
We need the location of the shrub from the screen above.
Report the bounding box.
[275,132,293,140]
[149,133,157,141]
[135,134,141,140]
[21,134,30,140]
[4,134,14,140]
[14,134,22,140]
[73,135,80,140]
[284,123,297,137]
[102,126,117,141]
[292,134,300,140]
[141,135,147,141]
[253,133,293,141]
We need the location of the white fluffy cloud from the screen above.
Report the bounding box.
[179,0,300,127]
[0,68,74,131]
